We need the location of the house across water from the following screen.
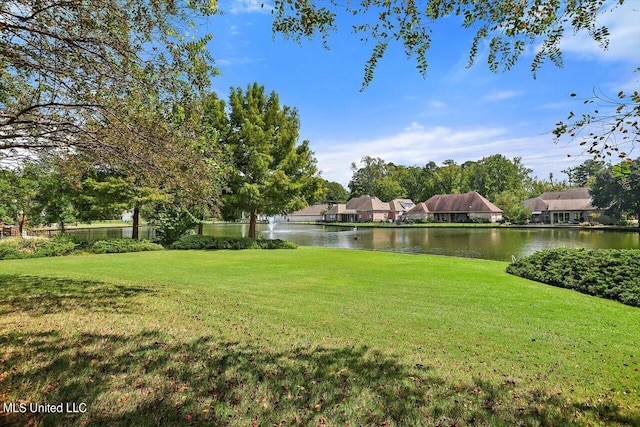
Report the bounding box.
[524,187,612,225]
[290,191,503,223]
[407,191,503,223]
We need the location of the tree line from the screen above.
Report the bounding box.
[341,155,640,225]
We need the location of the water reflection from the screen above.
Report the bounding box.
[61,223,639,262]
[232,223,638,261]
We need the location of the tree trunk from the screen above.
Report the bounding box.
[132,205,140,240]
[197,221,204,235]
[249,211,257,239]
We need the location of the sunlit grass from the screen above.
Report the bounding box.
[0,248,638,426]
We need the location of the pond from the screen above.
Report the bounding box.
[60,223,639,262]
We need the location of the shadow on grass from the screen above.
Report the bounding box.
[0,274,154,315]
[1,330,637,426]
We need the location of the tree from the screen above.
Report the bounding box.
[562,159,605,187]
[77,92,227,239]
[0,163,40,230]
[348,156,388,198]
[425,160,465,197]
[467,155,530,202]
[223,83,323,239]
[0,0,218,174]
[553,83,639,167]
[322,180,349,204]
[348,157,407,200]
[495,189,531,224]
[394,165,427,202]
[590,159,640,226]
[524,173,569,198]
[272,0,617,89]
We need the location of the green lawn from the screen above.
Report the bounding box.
[0,248,638,426]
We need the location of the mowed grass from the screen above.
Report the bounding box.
[0,247,638,426]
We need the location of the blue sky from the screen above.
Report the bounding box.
[202,0,640,188]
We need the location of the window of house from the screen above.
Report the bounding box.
[553,212,571,223]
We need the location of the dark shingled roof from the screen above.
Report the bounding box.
[406,202,430,214]
[524,187,595,211]
[424,191,503,213]
[345,195,390,212]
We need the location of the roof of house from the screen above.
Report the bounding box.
[406,202,430,214]
[289,204,328,217]
[524,187,595,211]
[345,195,390,212]
[523,197,549,212]
[326,204,358,215]
[389,198,415,211]
[538,187,591,200]
[424,191,503,213]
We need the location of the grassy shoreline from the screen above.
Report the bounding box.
[1,248,638,425]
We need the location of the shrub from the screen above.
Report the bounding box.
[0,244,24,260]
[171,235,297,250]
[91,239,164,254]
[145,203,200,246]
[32,236,77,258]
[256,239,298,250]
[0,236,77,259]
[471,217,491,224]
[65,234,93,250]
[507,248,640,307]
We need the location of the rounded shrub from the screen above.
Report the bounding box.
[91,239,164,254]
[32,236,77,258]
[507,248,640,307]
[0,244,24,260]
[0,236,77,259]
[171,235,297,250]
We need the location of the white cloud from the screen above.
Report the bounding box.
[482,90,523,102]
[605,72,640,93]
[314,123,585,188]
[217,56,265,66]
[227,0,272,14]
[559,1,640,63]
[404,122,424,132]
[315,124,506,186]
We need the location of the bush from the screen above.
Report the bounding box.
[507,248,640,307]
[32,236,77,258]
[0,244,24,260]
[0,236,77,259]
[91,239,164,254]
[171,235,297,250]
[471,217,491,224]
[145,203,200,246]
[256,239,298,250]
